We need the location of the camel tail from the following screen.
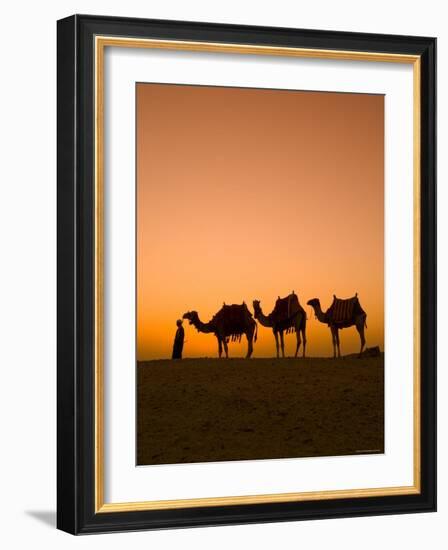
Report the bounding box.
[254,322,258,343]
[365,316,368,329]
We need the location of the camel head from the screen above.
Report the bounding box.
[252,300,261,318]
[182,310,199,325]
[307,298,324,321]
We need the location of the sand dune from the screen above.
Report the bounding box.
[137,356,384,466]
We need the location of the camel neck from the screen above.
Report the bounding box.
[255,308,272,328]
[192,316,215,333]
[311,302,327,323]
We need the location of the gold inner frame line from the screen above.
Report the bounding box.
[94,35,421,513]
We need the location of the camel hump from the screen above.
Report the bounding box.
[214,303,253,320]
[212,303,254,337]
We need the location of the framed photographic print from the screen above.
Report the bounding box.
[57,14,436,534]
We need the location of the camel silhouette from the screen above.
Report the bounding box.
[253,291,307,358]
[307,294,367,358]
[183,302,257,358]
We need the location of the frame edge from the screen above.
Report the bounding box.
[57,14,79,535]
[57,14,437,534]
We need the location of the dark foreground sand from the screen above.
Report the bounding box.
[137,356,384,465]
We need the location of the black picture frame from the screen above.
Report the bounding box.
[57,14,436,535]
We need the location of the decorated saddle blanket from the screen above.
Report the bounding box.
[271,293,301,323]
[214,303,251,319]
[212,303,252,334]
[327,295,362,324]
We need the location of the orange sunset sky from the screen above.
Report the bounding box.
[136,83,384,360]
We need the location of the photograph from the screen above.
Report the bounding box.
[136,82,385,466]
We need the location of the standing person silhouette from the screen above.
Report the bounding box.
[172,319,185,359]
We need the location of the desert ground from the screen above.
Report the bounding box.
[137,355,384,465]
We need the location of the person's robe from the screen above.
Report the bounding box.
[172,326,185,359]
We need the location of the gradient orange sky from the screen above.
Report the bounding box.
[137,83,384,360]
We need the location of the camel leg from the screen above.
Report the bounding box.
[357,319,366,356]
[223,338,229,359]
[294,328,301,358]
[302,327,307,358]
[246,331,253,359]
[218,337,223,358]
[280,331,285,358]
[330,327,337,358]
[336,329,341,358]
[274,331,280,358]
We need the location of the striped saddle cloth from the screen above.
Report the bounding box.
[327,295,359,323]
